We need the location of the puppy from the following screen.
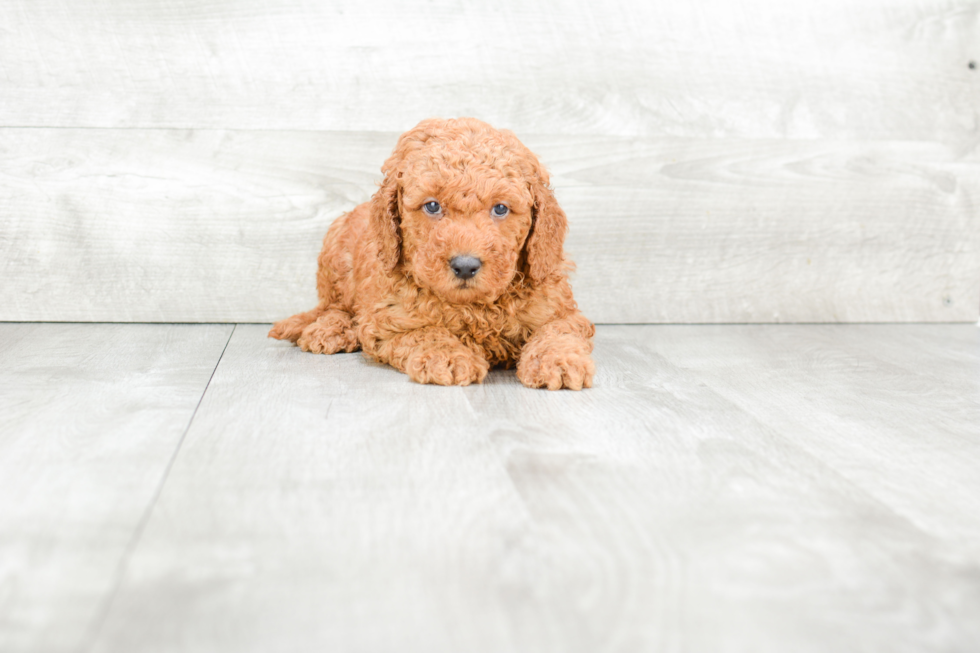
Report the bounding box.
[269,117,595,389]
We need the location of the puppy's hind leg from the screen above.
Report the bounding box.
[268,306,327,343]
[271,206,360,349]
[297,309,360,354]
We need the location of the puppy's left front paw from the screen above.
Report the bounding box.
[517,337,595,391]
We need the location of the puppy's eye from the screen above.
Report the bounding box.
[491,203,509,218]
[422,200,442,216]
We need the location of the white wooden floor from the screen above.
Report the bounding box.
[1,323,978,653]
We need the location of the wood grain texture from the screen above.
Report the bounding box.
[86,324,980,653]
[648,324,980,549]
[1,129,977,323]
[1,0,976,140]
[0,323,232,653]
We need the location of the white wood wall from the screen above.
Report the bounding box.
[1,0,978,323]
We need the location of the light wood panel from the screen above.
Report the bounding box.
[0,323,233,653]
[649,324,980,549]
[2,129,976,323]
[1,0,975,140]
[2,0,977,324]
[87,324,980,652]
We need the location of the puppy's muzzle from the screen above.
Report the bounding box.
[450,255,482,280]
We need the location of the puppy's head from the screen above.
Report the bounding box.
[371,117,567,304]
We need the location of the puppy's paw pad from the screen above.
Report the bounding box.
[517,351,595,391]
[407,348,489,386]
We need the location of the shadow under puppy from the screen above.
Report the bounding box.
[269,117,595,389]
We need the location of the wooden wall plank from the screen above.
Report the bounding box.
[3,0,977,323]
[0,0,976,139]
[86,324,980,652]
[1,128,977,323]
[0,323,233,653]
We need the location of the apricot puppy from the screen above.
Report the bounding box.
[269,117,595,389]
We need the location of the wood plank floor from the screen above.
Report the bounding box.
[1,323,978,653]
[0,324,233,653]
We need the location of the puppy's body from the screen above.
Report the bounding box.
[269,118,594,389]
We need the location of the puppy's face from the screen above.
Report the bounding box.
[396,144,535,304]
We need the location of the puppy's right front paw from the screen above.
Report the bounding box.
[297,312,359,354]
[405,347,489,386]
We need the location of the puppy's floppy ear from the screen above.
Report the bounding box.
[371,170,402,272]
[526,164,568,283]
[371,119,446,272]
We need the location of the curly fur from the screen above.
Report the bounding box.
[269,117,595,389]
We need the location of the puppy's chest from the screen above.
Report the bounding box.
[437,304,532,364]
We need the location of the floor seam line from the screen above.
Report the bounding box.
[78,323,237,653]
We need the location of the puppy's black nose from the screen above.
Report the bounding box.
[450,255,482,280]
